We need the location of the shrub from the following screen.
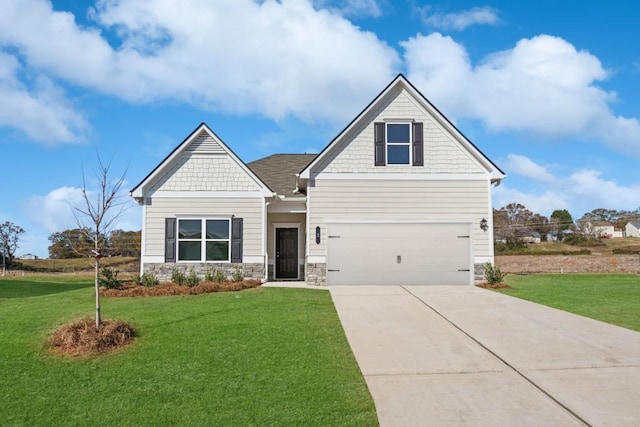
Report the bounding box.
[185,268,200,287]
[171,269,187,285]
[563,234,605,247]
[494,241,527,254]
[231,269,244,282]
[211,269,226,283]
[99,267,121,289]
[613,247,640,254]
[140,272,159,287]
[484,262,506,285]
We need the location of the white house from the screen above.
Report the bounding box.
[625,220,640,237]
[130,74,505,285]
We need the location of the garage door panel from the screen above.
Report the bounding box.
[327,223,471,286]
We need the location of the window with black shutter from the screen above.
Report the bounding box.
[374,122,424,166]
[169,218,238,262]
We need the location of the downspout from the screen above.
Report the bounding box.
[293,173,300,194]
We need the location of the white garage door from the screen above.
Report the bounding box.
[326,222,471,286]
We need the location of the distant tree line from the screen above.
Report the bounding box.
[493,203,640,244]
[48,228,141,259]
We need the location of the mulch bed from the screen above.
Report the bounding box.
[476,282,511,289]
[48,317,135,357]
[101,279,262,297]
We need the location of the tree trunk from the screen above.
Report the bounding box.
[94,233,101,330]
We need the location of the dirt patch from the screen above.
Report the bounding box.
[48,317,135,357]
[101,279,262,297]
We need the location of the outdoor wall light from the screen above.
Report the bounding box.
[480,218,489,232]
[315,226,321,244]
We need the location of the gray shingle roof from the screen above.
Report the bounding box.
[247,154,317,197]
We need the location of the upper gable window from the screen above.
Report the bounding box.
[386,123,411,164]
[374,121,423,167]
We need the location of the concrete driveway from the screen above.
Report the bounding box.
[330,285,640,426]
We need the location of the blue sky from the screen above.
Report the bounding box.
[1,0,639,258]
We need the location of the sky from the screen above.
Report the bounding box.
[1,0,639,258]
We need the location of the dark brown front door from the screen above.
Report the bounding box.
[276,228,298,279]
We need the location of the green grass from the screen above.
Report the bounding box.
[0,277,378,426]
[499,274,640,332]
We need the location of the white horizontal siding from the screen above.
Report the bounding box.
[308,179,491,258]
[144,197,263,259]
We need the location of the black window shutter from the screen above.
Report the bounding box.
[231,218,243,263]
[374,122,385,166]
[412,122,424,166]
[165,218,176,263]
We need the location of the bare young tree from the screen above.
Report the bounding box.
[71,156,127,329]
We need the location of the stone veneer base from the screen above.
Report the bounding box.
[144,263,264,282]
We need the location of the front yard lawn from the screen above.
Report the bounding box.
[498,273,640,332]
[0,276,378,426]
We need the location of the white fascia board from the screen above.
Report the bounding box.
[401,82,505,179]
[299,76,407,180]
[132,123,210,198]
[147,190,266,198]
[312,172,489,181]
[268,204,307,214]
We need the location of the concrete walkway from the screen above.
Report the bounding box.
[330,285,640,426]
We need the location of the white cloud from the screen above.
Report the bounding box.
[313,0,382,18]
[0,51,88,144]
[402,33,640,156]
[24,186,85,233]
[24,186,140,234]
[0,0,398,145]
[503,154,555,183]
[493,154,640,218]
[419,6,500,31]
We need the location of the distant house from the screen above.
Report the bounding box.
[18,253,37,260]
[625,220,640,237]
[519,231,541,244]
[583,221,622,239]
[546,229,573,242]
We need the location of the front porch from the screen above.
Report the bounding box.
[266,206,307,282]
